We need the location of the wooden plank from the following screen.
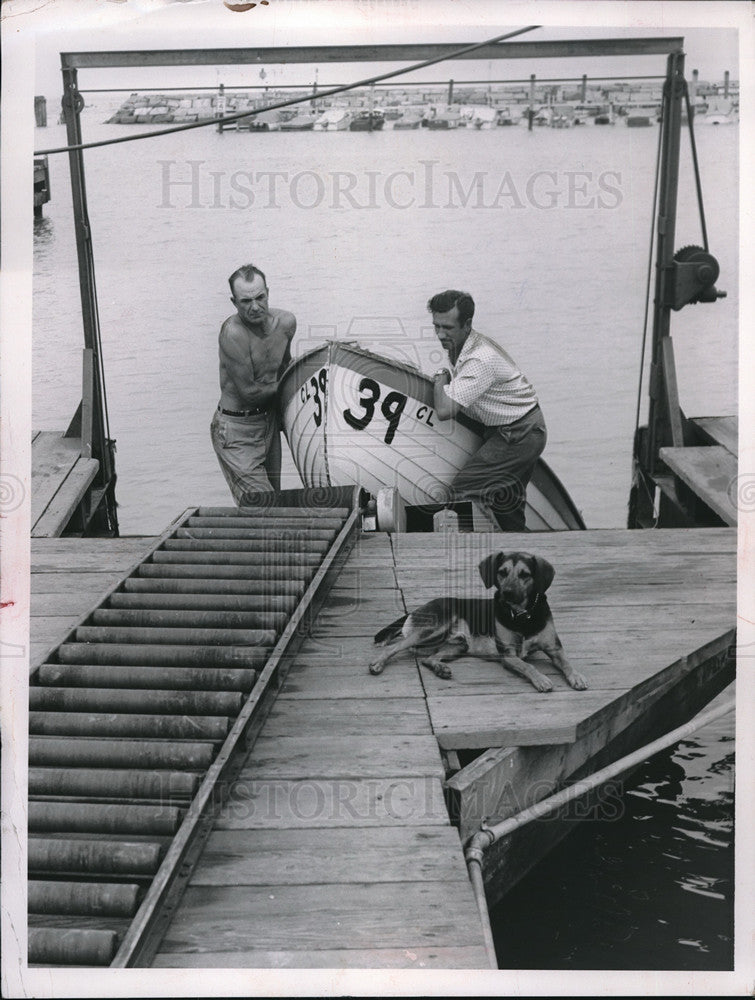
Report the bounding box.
[327,570,403,590]
[32,538,158,557]
[389,526,736,555]
[659,446,738,524]
[31,432,80,525]
[427,690,613,749]
[282,654,425,699]
[32,551,163,572]
[417,630,735,696]
[32,457,100,537]
[191,826,466,886]
[81,348,95,458]
[155,881,485,954]
[153,945,490,968]
[428,626,734,750]
[32,572,133,594]
[237,735,444,780]
[691,415,738,455]
[214,776,450,829]
[29,617,81,648]
[32,592,121,616]
[263,697,433,737]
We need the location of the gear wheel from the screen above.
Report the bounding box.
[673,244,707,262]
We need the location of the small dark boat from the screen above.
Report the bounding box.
[349,110,385,131]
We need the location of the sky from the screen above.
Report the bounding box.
[11,0,743,101]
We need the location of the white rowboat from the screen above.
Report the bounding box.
[279,341,585,531]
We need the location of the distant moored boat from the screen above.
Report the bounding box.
[349,110,385,131]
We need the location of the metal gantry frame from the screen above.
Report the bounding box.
[52,34,717,965]
[57,35,691,538]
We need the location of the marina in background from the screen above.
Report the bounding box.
[102,68,739,130]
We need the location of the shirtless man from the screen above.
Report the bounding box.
[210,264,296,503]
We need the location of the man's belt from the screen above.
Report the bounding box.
[218,404,268,417]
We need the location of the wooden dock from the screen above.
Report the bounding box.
[31,535,158,668]
[32,431,101,539]
[29,522,736,968]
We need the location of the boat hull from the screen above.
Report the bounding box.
[349,114,385,131]
[279,342,585,530]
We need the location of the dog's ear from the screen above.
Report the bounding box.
[531,555,555,593]
[479,551,505,589]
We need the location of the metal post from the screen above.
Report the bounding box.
[61,62,118,534]
[35,95,47,127]
[448,78,454,105]
[216,82,225,132]
[643,51,687,474]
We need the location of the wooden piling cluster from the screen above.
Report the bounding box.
[27,495,358,966]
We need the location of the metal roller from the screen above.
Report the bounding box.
[150,550,322,566]
[107,591,295,615]
[376,487,408,532]
[136,562,311,581]
[29,711,231,741]
[29,686,244,716]
[28,927,118,966]
[29,736,216,770]
[163,534,334,549]
[29,880,142,917]
[195,506,349,518]
[91,608,286,631]
[29,800,183,836]
[28,838,162,876]
[36,663,257,691]
[121,577,304,595]
[185,517,345,531]
[178,524,343,539]
[28,767,199,799]
[73,625,276,646]
[56,642,270,667]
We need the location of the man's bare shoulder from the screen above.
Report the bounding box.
[219,314,248,348]
[270,308,297,337]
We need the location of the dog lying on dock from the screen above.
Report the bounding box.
[368,550,587,693]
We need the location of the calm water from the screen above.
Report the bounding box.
[32,98,737,970]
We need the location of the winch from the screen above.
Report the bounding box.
[666,244,727,310]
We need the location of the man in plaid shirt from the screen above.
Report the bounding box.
[429,289,546,531]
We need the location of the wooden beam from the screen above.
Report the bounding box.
[61,38,685,70]
[659,445,738,525]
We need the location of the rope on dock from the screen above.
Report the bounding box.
[34,25,540,156]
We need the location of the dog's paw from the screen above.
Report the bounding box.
[568,672,588,690]
[420,658,452,680]
[532,675,553,693]
[368,661,385,675]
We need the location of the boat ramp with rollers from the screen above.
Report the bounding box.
[27,484,735,968]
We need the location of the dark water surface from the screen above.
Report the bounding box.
[32,98,738,972]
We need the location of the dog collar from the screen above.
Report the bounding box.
[496,593,549,636]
